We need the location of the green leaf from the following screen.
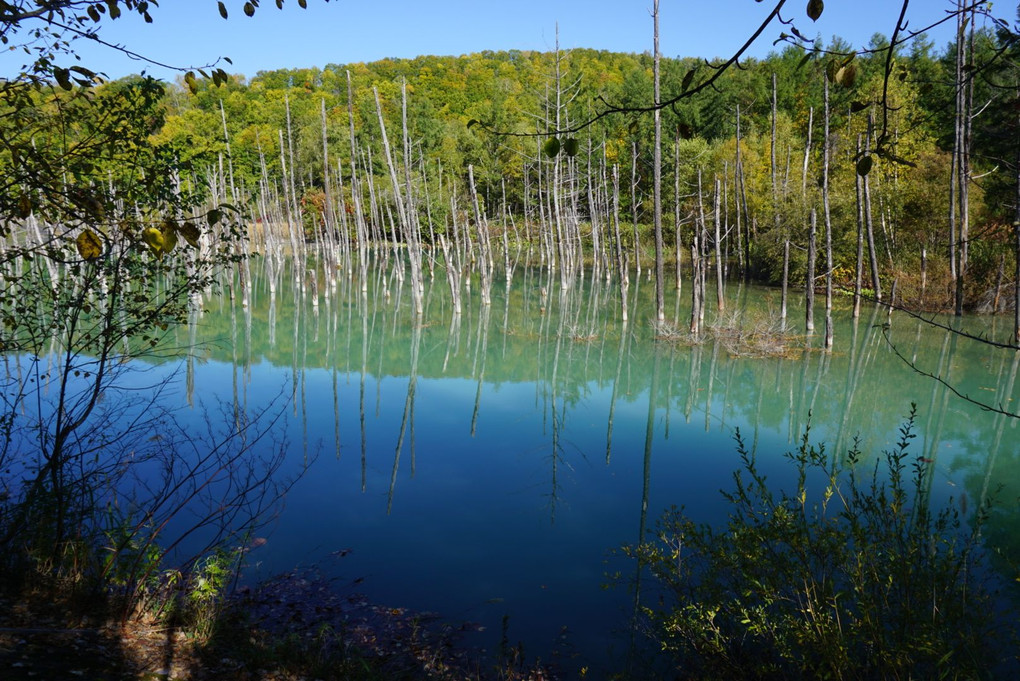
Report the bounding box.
[543,137,561,158]
[107,0,121,19]
[806,0,824,22]
[88,5,101,22]
[162,225,178,254]
[849,100,869,113]
[207,209,224,226]
[563,137,579,157]
[218,1,228,19]
[466,118,479,129]
[243,2,256,17]
[54,67,72,90]
[298,0,308,7]
[825,58,839,83]
[184,71,198,94]
[681,67,697,92]
[856,155,873,177]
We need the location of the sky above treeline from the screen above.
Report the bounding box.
[1,0,1013,82]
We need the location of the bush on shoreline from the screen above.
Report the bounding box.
[624,405,1019,680]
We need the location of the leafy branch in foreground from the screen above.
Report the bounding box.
[624,406,1017,680]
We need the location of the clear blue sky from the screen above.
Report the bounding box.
[1,1,1011,82]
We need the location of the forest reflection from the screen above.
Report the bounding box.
[174,254,1019,668]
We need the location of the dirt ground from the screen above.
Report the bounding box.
[0,569,554,680]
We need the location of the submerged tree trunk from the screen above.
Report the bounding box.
[781,239,790,324]
[714,177,724,311]
[806,208,816,333]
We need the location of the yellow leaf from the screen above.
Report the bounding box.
[142,226,164,253]
[76,230,103,260]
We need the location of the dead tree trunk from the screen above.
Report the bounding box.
[652,0,665,322]
[823,78,834,350]
[806,208,817,333]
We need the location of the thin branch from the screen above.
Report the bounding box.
[882,326,1019,418]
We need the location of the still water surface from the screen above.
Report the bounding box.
[170,260,1020,673]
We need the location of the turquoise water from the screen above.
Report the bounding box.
[168,258,1020,674]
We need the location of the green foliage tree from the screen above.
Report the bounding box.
[0,0,318,615]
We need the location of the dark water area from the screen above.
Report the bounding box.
[156,259,1020,676]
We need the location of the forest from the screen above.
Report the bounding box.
[138,21,1020,323]
[5,10,1020,329]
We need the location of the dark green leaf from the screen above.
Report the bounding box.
[681,68,697,92]
[298,0,308,7]
[244,2,256,17]
[543,137,561,158]
[849,100,869,113]
[806,0,823,22]
[466,119,479,129]
[856,155,873,177]
[17,194,32,218]
[88,6,101,22]
[825,59,839,83]
[54,67,72,90]
[184,71,198,94]
[563,137,579,157]
[218,1,228,19]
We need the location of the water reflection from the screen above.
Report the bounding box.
[173,255,1019,674]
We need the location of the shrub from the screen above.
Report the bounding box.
[625,405,1016,680]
